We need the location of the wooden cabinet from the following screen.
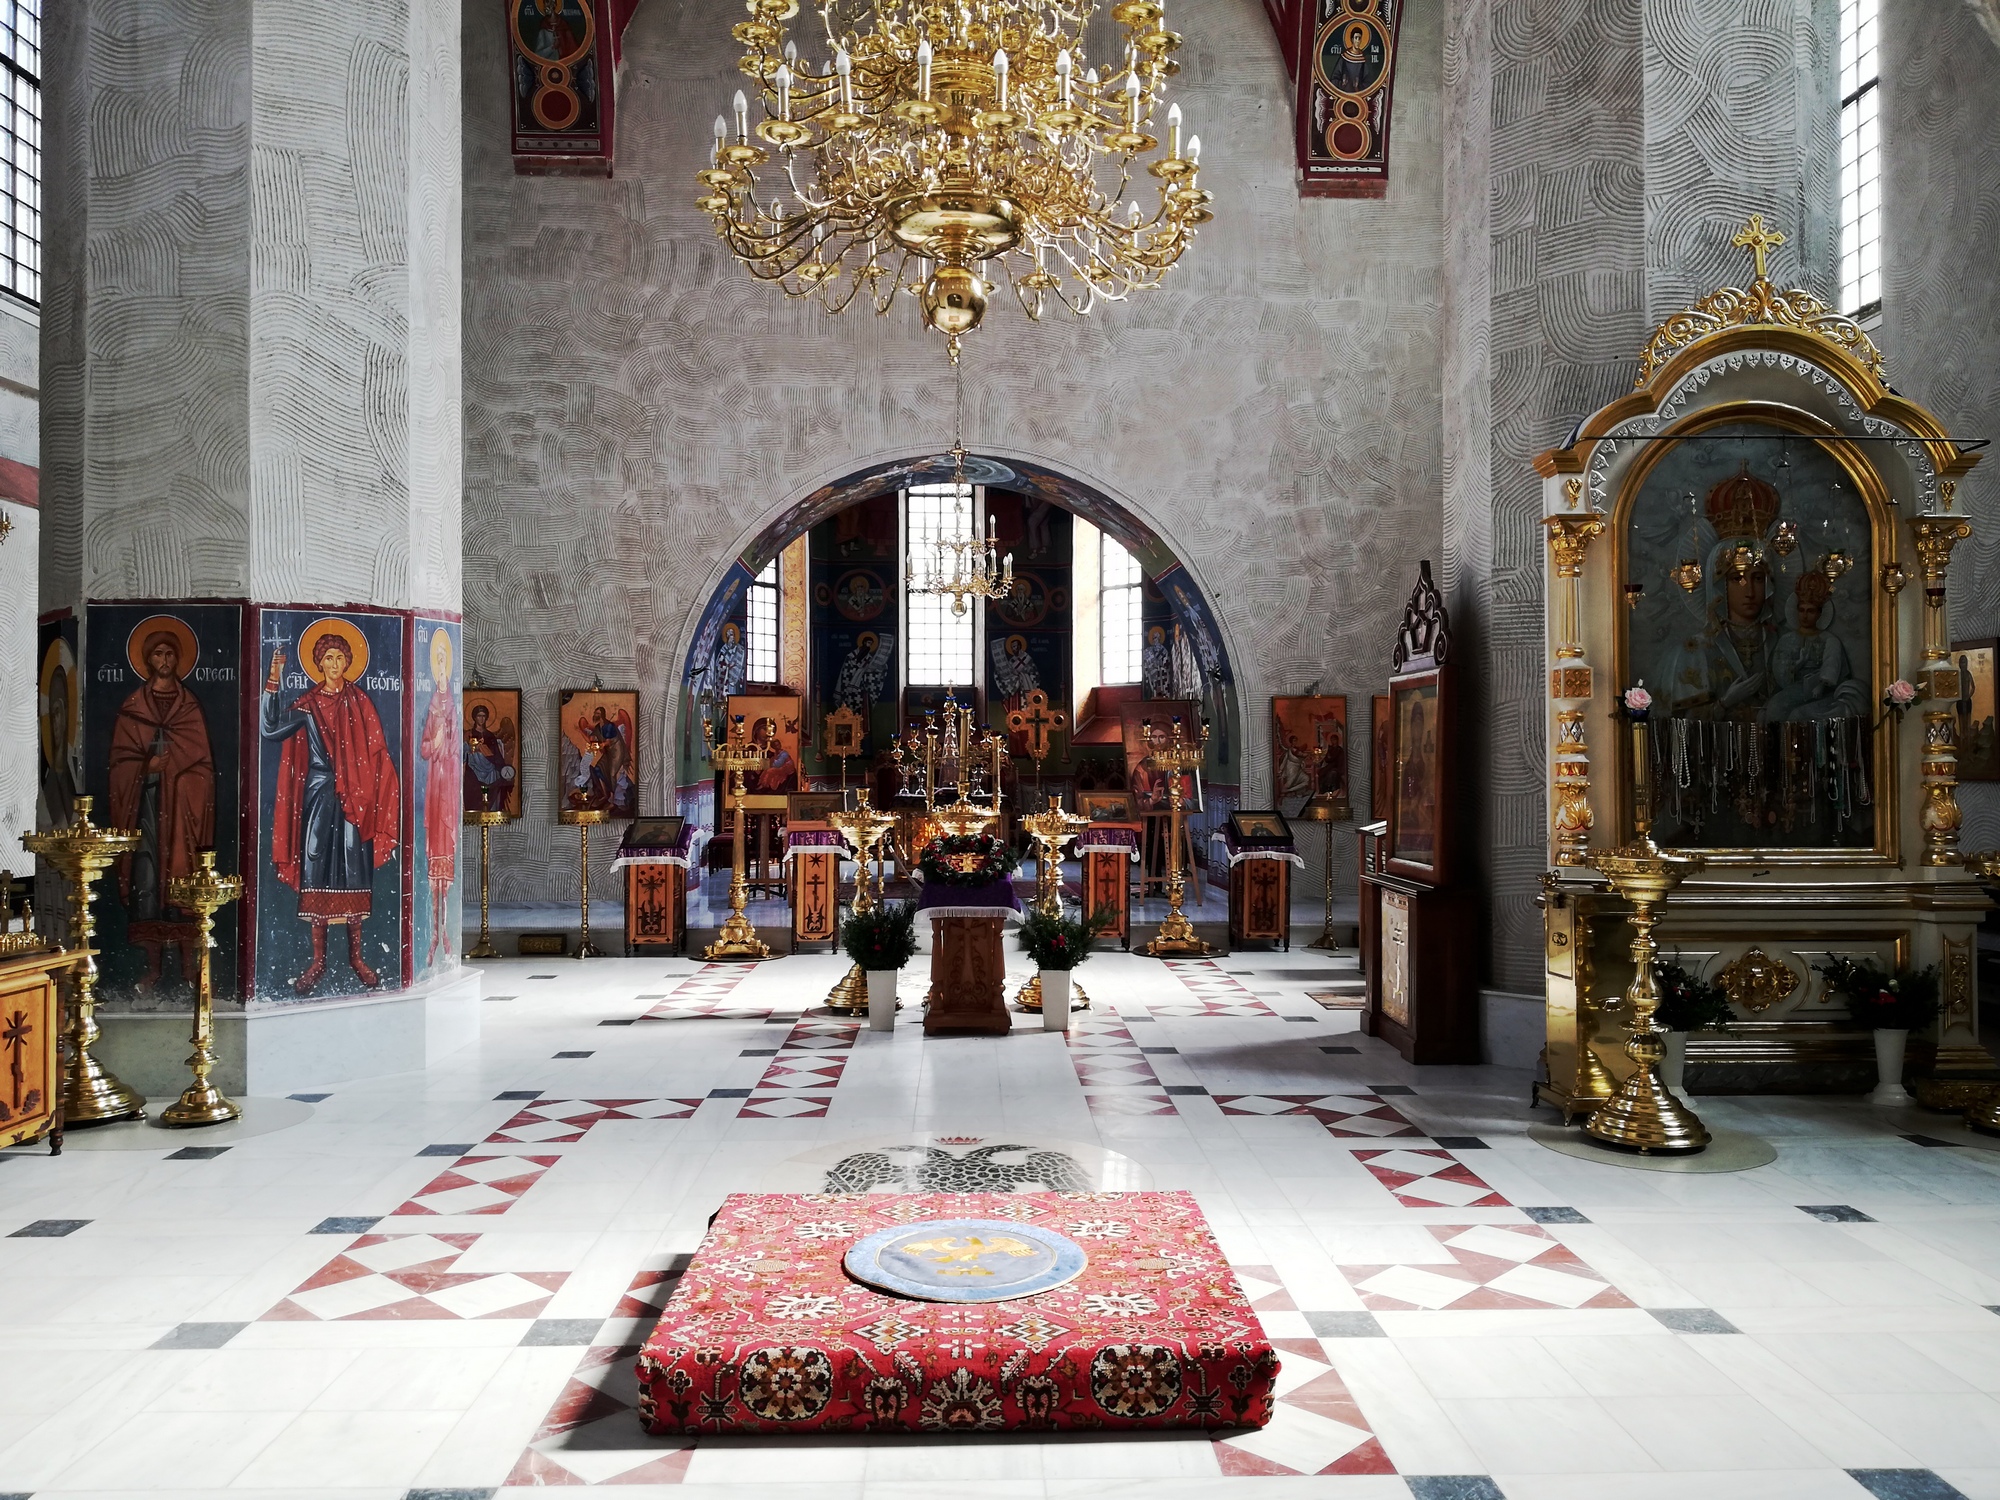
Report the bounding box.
[624,864,687,954]
[1228,857,1291,949]
[1360,826,1478,1064]
[1,949,77,1154]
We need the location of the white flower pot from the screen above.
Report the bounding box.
[1660,1030,1688,1095]
[1041,970,1073,1031]
[867,969,899,1032]
[1870,1027,1911,1105]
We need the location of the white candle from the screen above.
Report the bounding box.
[733,89,749,140]
[917,39,933,100]
[994,48,1008,109]
[1056,48,1073,108]
[1167,101,1181,158]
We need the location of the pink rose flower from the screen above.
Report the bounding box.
[1885,679,1917,707]
[1623,686,1653,713]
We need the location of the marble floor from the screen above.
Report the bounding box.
[4,949,2000,1500]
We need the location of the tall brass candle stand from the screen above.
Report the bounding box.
[1015,798,1090,1011]
[1140,717,1217,958]
[559,807,610,958]
[1583,713,1708,1153]
[158,851,244,1128]
[21,797,145,1125]
[824,793,896,1012]
[465,809,506,960]
[704,714,773,961]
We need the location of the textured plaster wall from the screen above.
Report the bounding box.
[42,0,460,614]
[1643,0,1839,316]
[42,0,250,610]
[1883,1,2000,850]
[1445,0,1648,992]
[1444,0,1843,991]
[460,0,1446,905]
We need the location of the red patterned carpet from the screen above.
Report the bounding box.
[636,1190,1277,1434]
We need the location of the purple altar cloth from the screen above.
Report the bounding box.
[610,822,702,871]
[914,877,1024,922]
[1076,826,1142,861]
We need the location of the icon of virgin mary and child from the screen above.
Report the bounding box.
[1654,464,1869,724]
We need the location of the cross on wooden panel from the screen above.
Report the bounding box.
[1006,689,1067,762]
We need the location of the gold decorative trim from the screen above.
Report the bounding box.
[1634,216,1885,389]
[1943,933,1973,1028]
[1719,947,1800,1014]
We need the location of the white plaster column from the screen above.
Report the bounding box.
[41,1,473,1079]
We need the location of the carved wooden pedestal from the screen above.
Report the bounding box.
[923,916,1012,1035]
[1082,849,1133,949]
[625,864,687,955]
[789,849,840,949]
[1229,857,1291,949]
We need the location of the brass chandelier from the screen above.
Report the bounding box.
[697,0,1213,361]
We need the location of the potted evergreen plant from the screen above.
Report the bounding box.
[1019,906,1105,1031]
[1652,960,1732,1097]
[1816,954,1940,1105]
[841,902,919,1031]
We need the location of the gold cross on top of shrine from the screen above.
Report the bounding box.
[1731,213,1786,283]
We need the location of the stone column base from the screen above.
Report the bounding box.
[92,966,483,1097]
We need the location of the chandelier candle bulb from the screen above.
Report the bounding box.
[734,88,749,139]
[1188,133,1200,164]
[698,0,1208,358]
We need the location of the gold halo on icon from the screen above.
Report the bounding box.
[38,638,77,767]
[125,614,200,682]
[297,618,371,684]
[429,627,454,689]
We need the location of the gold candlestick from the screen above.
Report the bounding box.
[1583,715,1708,1153]
[704,714,773,961]
[21,797,145,1125]
[1015,798,1091,1011]
[824,792,897,1012]
[559,807,611,958]
[464,809,507,960]
[159,851,244,1128]
[1140,717,1216,957]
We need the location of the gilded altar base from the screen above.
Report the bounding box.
[1530,215,1990,1120]
[1539,873,1989,1109]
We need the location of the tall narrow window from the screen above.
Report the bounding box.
[0,0,37,306]
[1100,537,1143,686]
[1838,0,1880,319]
[746,558,779,683]
[904,483,976,687]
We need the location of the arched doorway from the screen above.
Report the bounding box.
[667,452,1245,859]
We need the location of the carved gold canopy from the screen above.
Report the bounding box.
[1633,216,1885,389]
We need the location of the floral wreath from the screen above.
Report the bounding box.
[917,831,1021,887]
